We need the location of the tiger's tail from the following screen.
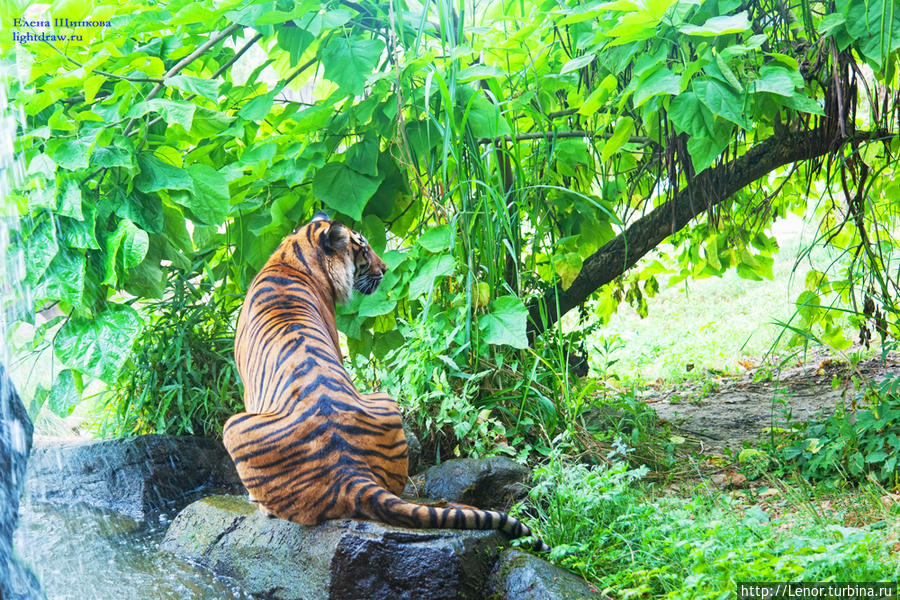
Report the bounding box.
[354,480,550,552]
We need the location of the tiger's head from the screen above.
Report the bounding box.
[309,212,386,303]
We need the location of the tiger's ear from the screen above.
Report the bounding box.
[322,222,349,252]
[311,211,330,222]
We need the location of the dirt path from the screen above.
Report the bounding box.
[647,352,900,450]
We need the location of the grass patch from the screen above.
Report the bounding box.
[517,457,900,599]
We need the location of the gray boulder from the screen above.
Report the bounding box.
[424,457,530,511]
[162,495,506,600]
[1,363,44,600]
[485,550,608,600]
[25,434,242,521]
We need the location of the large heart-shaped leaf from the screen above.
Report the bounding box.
[320,37,385,96]
[312,162,383,221]
[55,305,143,383]
[478,295,529,349]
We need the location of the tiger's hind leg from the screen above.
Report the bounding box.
[359,392,408,495]
[247,492,277,518]
[223,410,296,520]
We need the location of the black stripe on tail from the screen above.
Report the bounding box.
[357,484,550,552]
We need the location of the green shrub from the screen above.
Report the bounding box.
[94,269,243,438]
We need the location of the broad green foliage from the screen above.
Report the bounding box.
[3,0,899,442]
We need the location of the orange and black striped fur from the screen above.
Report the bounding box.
[223,213,547,550]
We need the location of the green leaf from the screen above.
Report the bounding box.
[103,219,149,286]
[50,140,91,171]
[668,92,714,137]
[633,68,680,107]
[312,162,383,221]
[457,65,506,83]
[687,133,730,172]
[238,90,277,121]
[601,116,634,162]
[751,65,796,96]
[28,154,57,178]
[239,142,277,166]
[320,37,386,96]
[171,2,219,24]
[693,78,747,129]
[185,164,230,225]
[408,255,455,299]
[25,218,58,282]
[679,12,751,36]
[553,252,583,290]
[55,304,142,384]
[135,153,194,194]
[91,146,133,169]
[296,7,354,35]
[164,75,221,100]
[817,13,846,37]
[346,138,380,177]
[783,92,825,115]
[57,180,83,220]
[60,211,99,250]
[418,225,453,252]
[128,99,195,130]
[38,247,85,306]
[478,295,528,349]
[84,74,105,103]
[358,292,396,318]
[116,192,163,234]
[560,53,596,74]
[463,91,511,138]
[276,27,314,66]
[866,450,888,463]
[46,369,80,417]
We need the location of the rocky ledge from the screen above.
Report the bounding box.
[486,549,608,600]
[162,495,505,600]
[25,434,243,520]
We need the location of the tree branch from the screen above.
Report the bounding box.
[145,22,242,102]
[123,23,242,137]
[477,129,659,148]
[525,128,887,341]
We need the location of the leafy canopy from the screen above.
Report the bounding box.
[3,0,898,430]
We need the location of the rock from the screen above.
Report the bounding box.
[1,363,44,600]
[424,457,530,511]
[25,434,243,521]
[402,420,422,474]
[163,495,506,600]
[485,550,608,600]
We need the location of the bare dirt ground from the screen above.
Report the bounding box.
[646,350,900,451]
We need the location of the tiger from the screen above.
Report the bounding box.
[222,212,548,551]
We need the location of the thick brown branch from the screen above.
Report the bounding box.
[525,128,880,341]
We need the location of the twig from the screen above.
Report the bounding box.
[477,130,659,148]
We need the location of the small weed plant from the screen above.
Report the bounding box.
[778,375,900,486]
[374,314,508,460]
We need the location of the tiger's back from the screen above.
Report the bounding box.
[223,213,547,550]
